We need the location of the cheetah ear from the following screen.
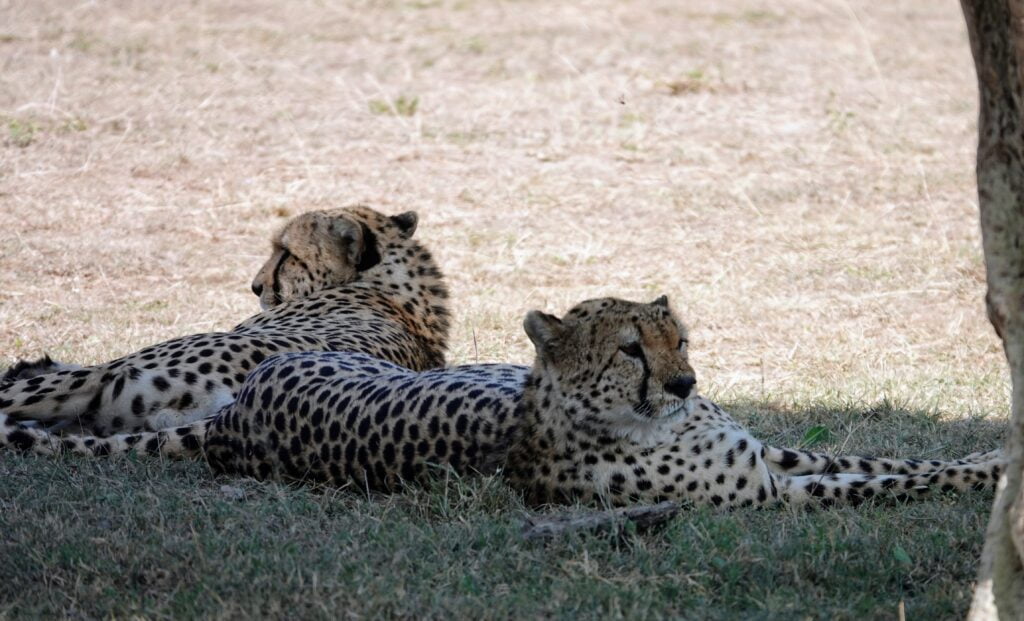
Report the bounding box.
[524,310,564,355]
[650,295,670,308]
[329,218,381,271]
[390,211,418,238]
[330,218,365,267]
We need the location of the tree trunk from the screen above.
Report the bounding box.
[962,1,1024,618]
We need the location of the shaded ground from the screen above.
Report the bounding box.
[0,403,1005,619]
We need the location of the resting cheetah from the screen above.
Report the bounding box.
[503,296,1004,508]
[0,206,449,436]
[0,352,526,489]
[0,297,1003,509]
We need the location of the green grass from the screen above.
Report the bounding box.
[0,399,1004,619]
[368,95,420,117]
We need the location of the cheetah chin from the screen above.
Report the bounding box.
[660,400,692,421]
[611,408,685,445]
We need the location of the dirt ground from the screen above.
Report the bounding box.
[0,0,1004,418]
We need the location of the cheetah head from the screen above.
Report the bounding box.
[251,206,418,309]
[523,296,697,443]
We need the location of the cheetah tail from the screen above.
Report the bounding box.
[0,413,210,460]
[0,363,109,426]
[763,444,1004,477]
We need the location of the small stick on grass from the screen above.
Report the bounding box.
[520,501,680,540]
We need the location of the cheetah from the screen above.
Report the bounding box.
[0,206,449,436]
[0,297,1003,510]
[0,352,526,490]
[503,296,1004,508]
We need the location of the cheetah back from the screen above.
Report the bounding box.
[203,351,528,490]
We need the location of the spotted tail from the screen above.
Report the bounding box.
[763,444,1004,476]
[0,413,209,459]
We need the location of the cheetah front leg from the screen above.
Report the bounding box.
[773,458,1004,508]
[763,445,1004,476]
[956,448,1003,463]
[627,429,1002,510]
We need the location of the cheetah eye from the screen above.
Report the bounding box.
[677,338,688,350]
[618,342,644,358]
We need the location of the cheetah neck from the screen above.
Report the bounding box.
[353,240,450,354]
[513,369,677,456]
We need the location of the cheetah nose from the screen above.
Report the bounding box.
[664,376,696,399]
[251,282,264,297]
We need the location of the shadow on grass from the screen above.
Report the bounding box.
[0,397,1006,620]
[723,397,1006,461]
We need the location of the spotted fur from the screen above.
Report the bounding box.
[0,296,1004,510]
[0,206,449,436]
[0,352,526,490]
[502,297,1004,509]
[1,356,83,391]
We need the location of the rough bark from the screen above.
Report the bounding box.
[962,1,1024,618]
[519,501,680,540]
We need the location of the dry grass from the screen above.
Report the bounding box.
[0,0,1001,412]
[0,0,1009,616]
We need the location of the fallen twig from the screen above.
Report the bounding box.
[520,501,680,540]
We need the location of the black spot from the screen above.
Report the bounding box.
[778,449,799,470]
[181,433,200,451]
[7,430,35,450]
[111,375,126,400]
[445,397,463,416]
[373,403,391,425]
[805,482,826,497]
